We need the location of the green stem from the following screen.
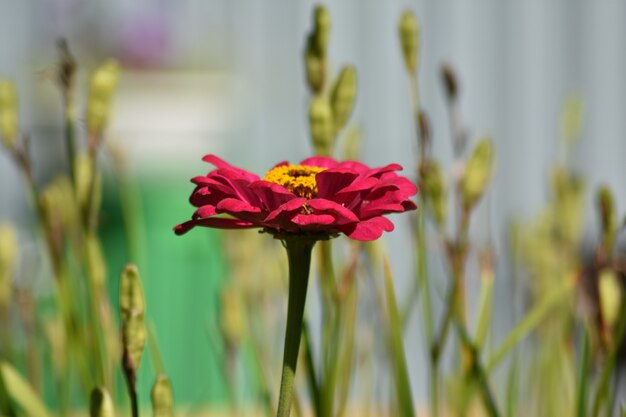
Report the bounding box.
[276,238,315,417]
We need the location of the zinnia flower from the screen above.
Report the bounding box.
[174,155,417,241]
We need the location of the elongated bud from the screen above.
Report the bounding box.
[151,374,174,417]
[330,65,357,131]
[220,286,245,347]
[599,269,621,330]
[313,5,331,57]
[560,94,584,145]
[305,5,331,94]
[398,11,419,74]
[90,386,115,417]
[461,138,494,209]
[440,63,458,101]
[417,110,431,156]
[57,39,76,92]
[74,152,102,215]
[597,185,616,250]
[305,48,326,94]
[309,97,335,156]
[0,224,17,307]
[0,80,18,152]
[120,264,146,373]
[86,233,106,287]
[341,126,362,161]
[420,160,447,229]
[87,59,119,137]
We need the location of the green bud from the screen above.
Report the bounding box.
[461,138,494,209]
[599,269,621,329]
[151,374,174,417]
[220,285,245,346]
[0,80,18,151]
[309,97,335,156]
[330,65,357,131]
[341,126,362,161]
[560,94,584,145]
[74,153,102,216]
[421,160,447,229]
[305,47,326,94]
[398,11,419,74]
[0,224,17,307]
[120,264,146,372]
[597,185,617,250]
[87,59,119,136]
[90,386,115,417]
[313,5,331,57]
[40,176,80,252]
[86,233,107,287]
[440,63,459,102]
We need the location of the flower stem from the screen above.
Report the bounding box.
[277,238,315,417]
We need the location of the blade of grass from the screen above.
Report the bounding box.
[505,355,519,417]
[487,276,574,373]
[474,260,494,349]
[592,296,626,417]
[0,361,52,417]
[575,329,590,417]
[383,255,415,417]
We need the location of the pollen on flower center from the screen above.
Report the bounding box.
[263,164,326,199]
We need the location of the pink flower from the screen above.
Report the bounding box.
[174,155,417,241]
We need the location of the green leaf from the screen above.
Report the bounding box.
[383,255,415,417]
[0,361,52,417]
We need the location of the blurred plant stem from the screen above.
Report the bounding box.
[57,40,77,185]
[591,293,626,417]
[486,275,575,373]
[276,238,314,417]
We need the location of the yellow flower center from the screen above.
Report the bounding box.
[263,164,326,199]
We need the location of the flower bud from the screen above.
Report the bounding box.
[86,233,106,288]
[151,374,174,417]
[596,185,616,250]
[0,80,18,151]
[313,5,331,57]
[90,386,115,417]
[330,65,357,131]
[220,285,245,347]
[420,160,447,229]
[440,63,458,102]
[309,97,335,156]
[87,60,119,137]
[461,138,494,209]
[341,126,362,161]
[560,94,584,145]
[120,264,146,372]
[599,268,621,329]
[398,11,419,74]
[74,153,102,215]
[305,47,326,94]
[0,224,17,307]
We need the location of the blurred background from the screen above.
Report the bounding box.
[1,0,625,414]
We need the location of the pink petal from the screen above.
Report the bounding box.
[364,163,403,179]
[299,156,338,169]
[193,205,218,219]
[335,160,369,172]
[315,169,359,198]
[202,154,260,181]
[341,216,394,241]
[291,213,335,226]
[174,217,256,235]
[307,198,359,225]
[250,181,297,211]
[216,198,262,215]
[265,198,307,222]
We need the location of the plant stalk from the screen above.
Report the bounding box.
[276,238,315,417]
